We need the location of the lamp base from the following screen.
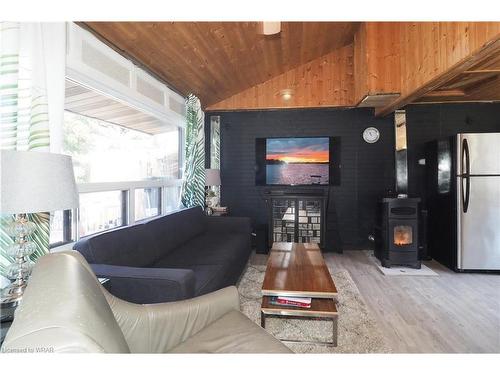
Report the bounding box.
[1,214,36,310]
[1,281,26,309]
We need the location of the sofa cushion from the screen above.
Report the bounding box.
[187,265,226,295]
[153,233,249,268]
[144,207,206,256]
[73,207,253,304]
[170,310,292,353]
[73,224,160,267]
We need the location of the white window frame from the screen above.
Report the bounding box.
[66,22,186,131]
[52,178,183,252]
[78,178,183,223]
[52,24,187,252]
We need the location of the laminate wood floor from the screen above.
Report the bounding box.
[249,250,500,353]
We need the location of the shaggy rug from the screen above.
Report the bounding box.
[237,265,392,353]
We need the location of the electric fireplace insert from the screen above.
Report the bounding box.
[374,197,421,268]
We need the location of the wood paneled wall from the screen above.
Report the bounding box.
[355,22,500,115]
[398,23,499,97]
[206,45,354,111]
[207,22,500,113]
[353,23,368,104]
[354,22,401,104]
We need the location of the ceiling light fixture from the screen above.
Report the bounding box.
[260,22,281,36]
[279,89,294,101]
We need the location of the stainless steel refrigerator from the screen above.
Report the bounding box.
[425,133,500,272]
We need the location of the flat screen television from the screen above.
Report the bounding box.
[255,136,341,186]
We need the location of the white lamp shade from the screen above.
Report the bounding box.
[1,150,79,214]
[205,169,221,186]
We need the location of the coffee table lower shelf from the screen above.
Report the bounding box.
[260,296,338,347]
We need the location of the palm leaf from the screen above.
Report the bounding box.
[0,216,15,277]
[181,94,205,208]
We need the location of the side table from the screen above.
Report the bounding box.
[1,305,16,347]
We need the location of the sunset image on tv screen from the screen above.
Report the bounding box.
[266,137,329,185]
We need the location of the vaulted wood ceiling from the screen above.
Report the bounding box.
[82,22,360,107]
[82,22,500,114]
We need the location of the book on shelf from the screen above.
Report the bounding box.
[269,296,311,308]
[212,206,228,212]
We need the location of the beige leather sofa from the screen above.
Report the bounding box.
[1,251,291,353]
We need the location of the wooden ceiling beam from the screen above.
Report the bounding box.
[463,69,500,74]
[376,33,500,117]
[423,89,466,98]
[463,75,500,95]
[415,75,500,104]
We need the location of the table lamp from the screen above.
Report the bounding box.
[205,169,221,215]
[0,150,79,307]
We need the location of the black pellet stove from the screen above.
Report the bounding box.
[374,197,421,269]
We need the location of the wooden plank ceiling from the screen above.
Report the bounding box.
[82,22,360,108]
[82,21,500,114]
[207,45,355,110]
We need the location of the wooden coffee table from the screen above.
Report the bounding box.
[261,242,339,346]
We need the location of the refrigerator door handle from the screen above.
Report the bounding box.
[462,138,470,213]
[462,175,470,213]
[462,138,470,176]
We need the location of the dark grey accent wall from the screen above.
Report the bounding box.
[405,103,500,201]
[204,102,500,249]
[206,108,396,249]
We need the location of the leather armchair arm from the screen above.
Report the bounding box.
[103,286,240,353]
[90,264,196,304]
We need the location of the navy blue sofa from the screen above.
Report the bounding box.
[73,207,252,304]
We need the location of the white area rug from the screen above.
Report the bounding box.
[237,265,392,353]
[364,250,439,276]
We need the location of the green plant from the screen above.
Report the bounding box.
[181,94,205,208]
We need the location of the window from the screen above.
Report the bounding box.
[135,188,161,221]
[79,191,126,237]
[49,25,185,248]
[49,210,75,246]
[64,111,179,184]
[49,110,183,246]
[163,186,182,213]
[49,211,65,245]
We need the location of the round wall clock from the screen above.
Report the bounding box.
[363,127,380,143]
